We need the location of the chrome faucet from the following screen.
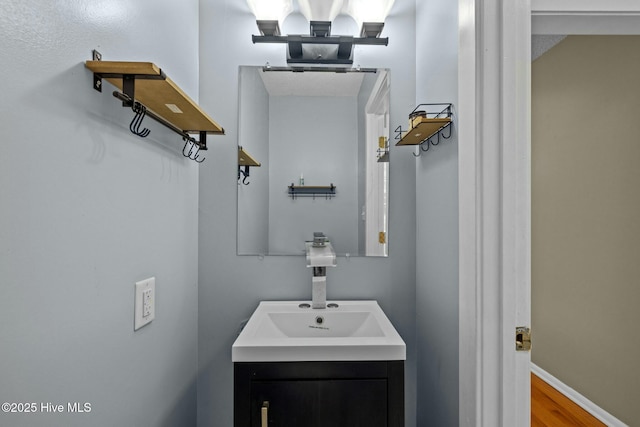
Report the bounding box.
[306,232,337,309]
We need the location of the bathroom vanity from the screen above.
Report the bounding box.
[234,360,403,426]
[232,301,406,426]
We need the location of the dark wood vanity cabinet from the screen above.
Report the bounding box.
[234,361,404,427]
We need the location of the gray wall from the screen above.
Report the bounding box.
[0,1,200,426]
[415,0,460,425]
[532,35,640,425]
[197,0,418,426]
[237,67,270,255]
[0,2,463,426]
[268,96,359,254]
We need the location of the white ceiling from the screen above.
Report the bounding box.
[259,70,365,97]
[532,35,567,60]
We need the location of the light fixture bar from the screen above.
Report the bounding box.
[252,34,388,46]
[261,65,378,73]
[251,16,389,65]
[310,20,332,37]
[252,33,388,64]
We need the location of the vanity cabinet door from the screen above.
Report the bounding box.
[250,379,387,427]
[234,361,404,427]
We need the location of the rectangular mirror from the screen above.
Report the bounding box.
[237,66,390,257]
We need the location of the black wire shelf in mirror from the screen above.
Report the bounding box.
[288,184,336,200]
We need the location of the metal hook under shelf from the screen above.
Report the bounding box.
[182,138,194,157]
[182,137,206,163]
[441,122,452,139]
[413,140,430,157]
[430,129,441,146]
[129,102,151,137]
[190,145,206,163]
[238,165,250,185]
[114,91,209,162]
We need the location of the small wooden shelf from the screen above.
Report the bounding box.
[395,117,452,146]
[238,147,261,167]
[85,60,224,135]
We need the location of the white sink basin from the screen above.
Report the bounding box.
[232,301,406,362]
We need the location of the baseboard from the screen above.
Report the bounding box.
[531,363,628,427]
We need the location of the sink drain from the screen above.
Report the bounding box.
[315,316,324,325]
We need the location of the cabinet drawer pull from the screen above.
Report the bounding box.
[261,401,269,427]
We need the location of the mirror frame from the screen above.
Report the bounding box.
[236,66,390,257]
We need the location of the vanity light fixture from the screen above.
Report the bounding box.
[309,20,332,37]
[247,0,392,65]
[251,19,388,65]
[360,22,385,38]
[256,20,281,36]
[261,64,377,73]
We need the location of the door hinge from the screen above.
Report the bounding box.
[516,326,531,351]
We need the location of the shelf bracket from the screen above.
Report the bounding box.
[90,50,167,94]
[199,132,208,150]
[122,75,135,106]
[92,50,103,92]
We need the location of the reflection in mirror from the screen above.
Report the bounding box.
[237,66,389,257]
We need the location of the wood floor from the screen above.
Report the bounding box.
[531,373,606,427]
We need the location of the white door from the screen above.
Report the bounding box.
[459,1,640,426]
[364,70,390,257]
[458,0,532,425]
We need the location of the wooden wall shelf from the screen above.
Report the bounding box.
[238,147,261,185]
[395,117,452,146]
[238,147,261,167]
[85,60,224,135]
[395,104,453,156]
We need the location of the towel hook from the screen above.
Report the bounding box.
[129,102,151,137]
[182,137,205,163]
[441,122,452,139]
[238,166,250,185]
[190,144,206,163]
[182,137,195,157]
[431,131,441,146]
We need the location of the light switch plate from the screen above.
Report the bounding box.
[134,277,155,330]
